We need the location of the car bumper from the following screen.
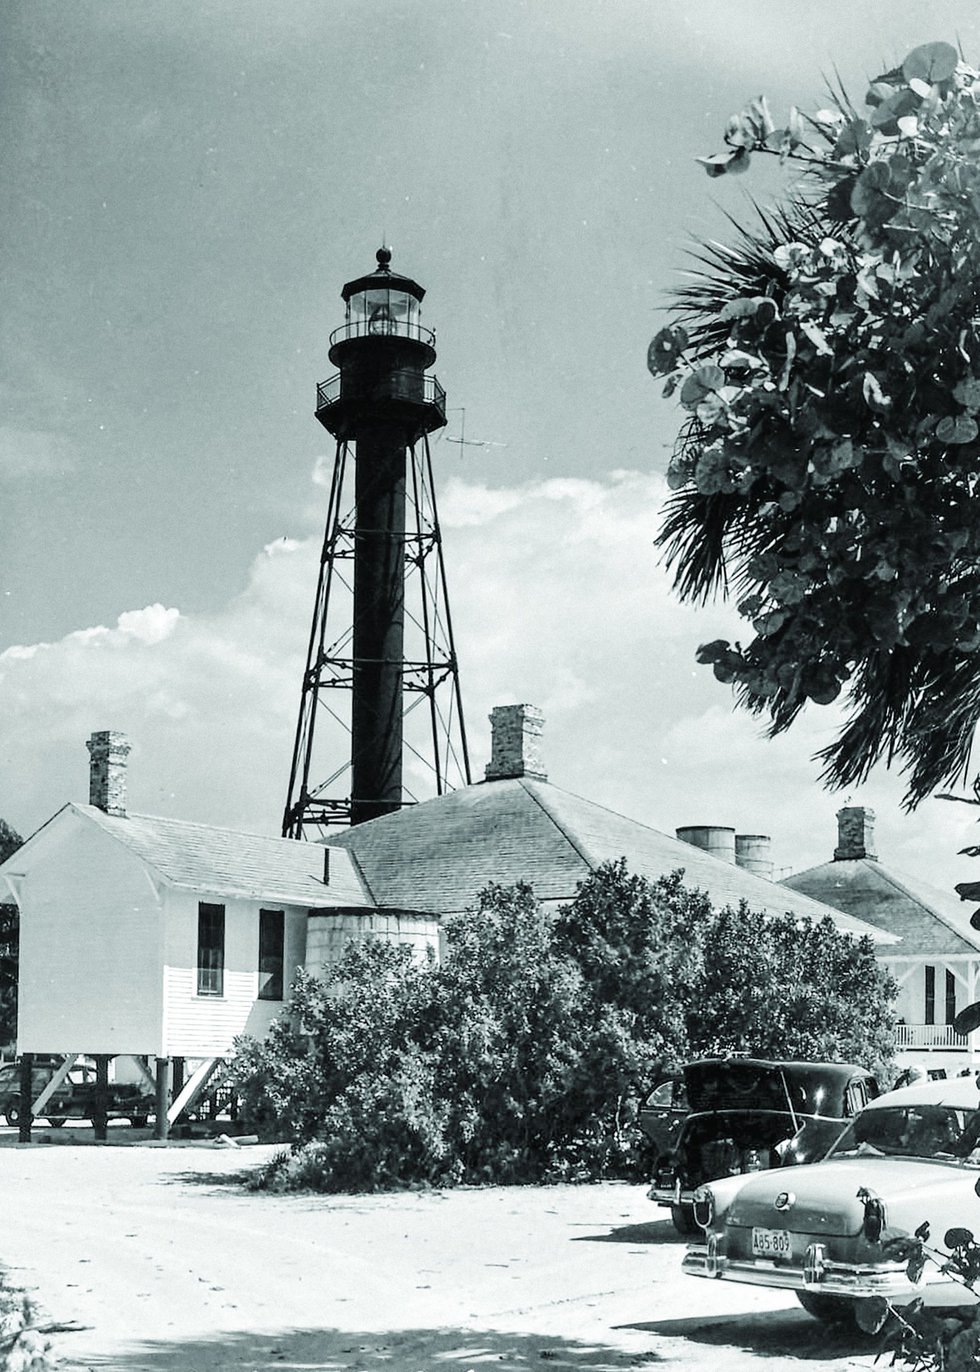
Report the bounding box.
[682,1238,917,1300]
[647,1184,693,1208]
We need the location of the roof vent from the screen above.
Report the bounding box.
[675,825,736,864]
[735,834,773,879]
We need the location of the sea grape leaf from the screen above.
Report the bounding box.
[944,1228,975,1249]
[902,41,959,85]
[855,1295,891,1334]
[648,326,689,376]
[696,147,750,178]
[953,378,980,411]
[936,415,979,444]
[870,88,921,134]
[863,372,891,411]
[680,365,726,406]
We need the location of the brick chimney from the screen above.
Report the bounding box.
[86,731,131,816]
[484,704,547,782]
[834,806,877,861]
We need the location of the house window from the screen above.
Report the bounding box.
[258,909,284,1001]
[946,969,957,1025]
[924,964,935,1025]
[197,903,225,996]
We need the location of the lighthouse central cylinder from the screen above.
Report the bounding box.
[350,422,407,826]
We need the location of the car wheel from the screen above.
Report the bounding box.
[670,1203,698,1236]
[130,1116,148,1129]
[795,1291,856,1325]
[4,1104,26,1127]
[47,1117,66,1128]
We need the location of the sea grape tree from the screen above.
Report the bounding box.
[651,41,980,806]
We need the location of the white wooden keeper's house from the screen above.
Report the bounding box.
[0,731,436,1133]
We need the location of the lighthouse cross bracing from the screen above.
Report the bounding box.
[282,250,471,837]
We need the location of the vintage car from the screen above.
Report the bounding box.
[683,1074,980,1323]
[637,1074,688,1161]
[649,1057,878,1233]
[0,1058,154,1128]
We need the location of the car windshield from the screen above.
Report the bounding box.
[829,1103,980,1163]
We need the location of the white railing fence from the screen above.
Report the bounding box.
[896,1023,969,1050]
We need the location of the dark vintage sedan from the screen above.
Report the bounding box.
[682,1074,980,1324]
[648,1057,879,1233]
[637,1074,689,1162]
[0,1058,154,1128]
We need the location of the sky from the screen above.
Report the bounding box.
[4,0,980,899]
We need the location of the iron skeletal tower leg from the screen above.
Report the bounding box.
[282,249,470,836]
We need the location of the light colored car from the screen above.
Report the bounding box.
[683,1074,980,1323]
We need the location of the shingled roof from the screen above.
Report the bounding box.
[784,854,980,957]
[9,803,373,909]
[325,777,895,941]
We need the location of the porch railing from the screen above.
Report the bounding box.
[895,1023,969,1050]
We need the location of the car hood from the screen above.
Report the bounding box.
[727,1156,978,1236]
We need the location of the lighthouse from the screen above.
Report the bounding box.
[283,249,470,835]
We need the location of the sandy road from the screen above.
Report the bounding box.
[0,1130,878,1371]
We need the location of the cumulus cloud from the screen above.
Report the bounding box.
[0,471,975,901]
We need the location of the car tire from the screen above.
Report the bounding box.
[670,1203,698,1236]
[130,1116,148,1129]
[47,1117,66,1128]
[795,1291,856,1325]
[4,1104,27,1128]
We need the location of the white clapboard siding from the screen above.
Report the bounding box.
[16,811,165,1055]
[162,889,308,1056]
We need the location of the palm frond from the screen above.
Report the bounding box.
[900,653,980,807]
[816,646,980,808]
[669,200,845,360]
[815,649,913,793]
[821,66,861,124]
[656,489,735,603]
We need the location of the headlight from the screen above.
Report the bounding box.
[692,1185,715,1229]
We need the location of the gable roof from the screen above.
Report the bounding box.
[325,777,895,941]
[783,857,980,957]
[2,804,372,910]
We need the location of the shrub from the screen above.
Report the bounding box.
[231,862,895,1192]
[0,1279,60,1372]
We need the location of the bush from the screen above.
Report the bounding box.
[230,862,895,1192]
[0,1280,60,1372]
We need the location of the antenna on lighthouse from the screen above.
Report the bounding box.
[282,248,472,835]
[445,407,506,450]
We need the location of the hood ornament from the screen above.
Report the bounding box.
[774,1191,796,1212]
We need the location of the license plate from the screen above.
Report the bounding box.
[752,1227,792,1259]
